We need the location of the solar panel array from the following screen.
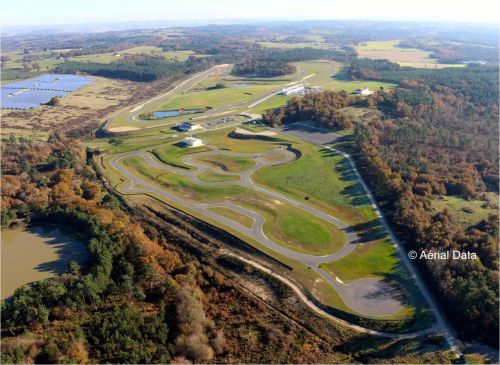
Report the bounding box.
[1,74,94,110]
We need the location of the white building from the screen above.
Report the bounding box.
[353,87,373,96]
[181,137,204,147]
[279,84,305,96]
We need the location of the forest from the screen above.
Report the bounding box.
[0,133,227,363]
[55,55,213,82]
[262,90,353,130]
[348,59,498,104]
[232,59,297,77]
[349,64,499,345]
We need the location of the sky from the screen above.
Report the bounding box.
[2,0,500,27]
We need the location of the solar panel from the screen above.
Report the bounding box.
[1,74,94,110]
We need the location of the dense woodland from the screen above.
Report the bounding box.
[262,90,353,130]
[55,55,213,82]
[232,59,297,77]
[349,62,499,345]
[349,59,498,104]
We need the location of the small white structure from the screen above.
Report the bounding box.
[178,122,203,132]
[181,137,204,147]
[279,84,305,96]
[353,87,373,96]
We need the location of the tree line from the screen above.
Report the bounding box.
[348,58,499,104]
[263,59,499,346]
[262,90,353,130]
[0,134,222,363]
[349,65,499,346]
[232,59,297,77]
[55,55,213,82]
[398,39,499,64]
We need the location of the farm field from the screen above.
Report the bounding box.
[355,40,465,68]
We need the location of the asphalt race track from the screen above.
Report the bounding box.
[111,142,406,317]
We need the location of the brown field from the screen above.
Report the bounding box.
[356,40,464,68]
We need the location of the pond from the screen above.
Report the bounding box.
[152,108,205,119]
[231,83,256,87]
[1,225,88,299]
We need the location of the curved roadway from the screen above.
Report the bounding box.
[110,143,406,317]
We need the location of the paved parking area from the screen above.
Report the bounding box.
[278,122,342,146]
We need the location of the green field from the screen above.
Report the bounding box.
[253,140,375,225]
[431,194,498,228]
[151,143,211,169]
[155,84,278,110]
[192,154,256,173]
[321,239,397,282]
[248,95,292,113]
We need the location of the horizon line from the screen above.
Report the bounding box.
[3,16,499,31]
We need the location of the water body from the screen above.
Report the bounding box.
[152,108,204,119]
[231,83,255,87]
[1,225,88,299]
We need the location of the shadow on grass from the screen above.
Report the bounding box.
[351,219,388,243]
[319,148,370,207]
